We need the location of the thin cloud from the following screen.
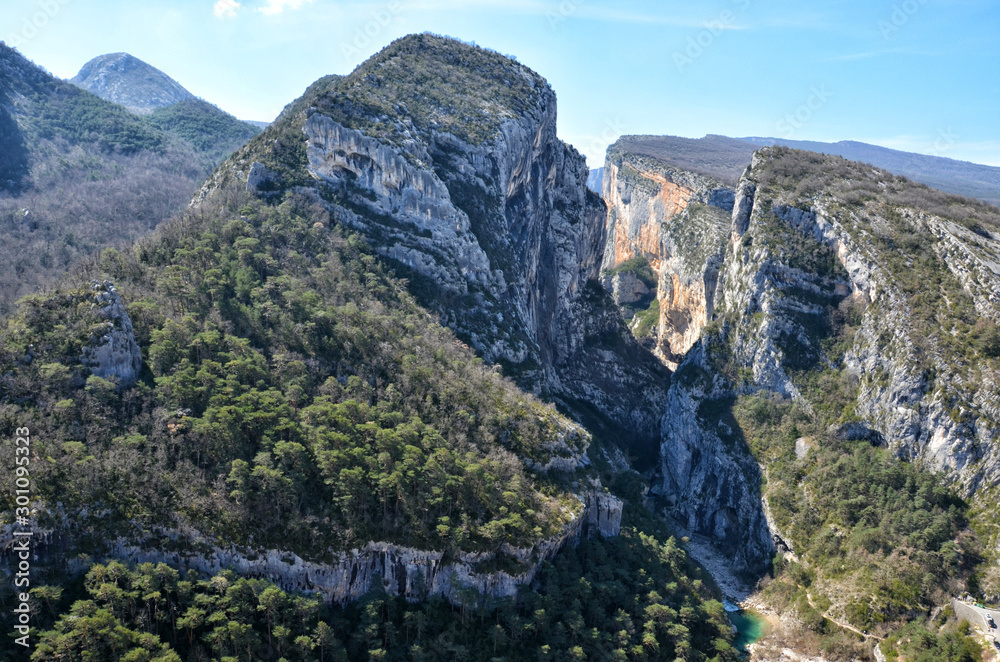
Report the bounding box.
[823,48,937,62]
[257,0,315,16]
[213,0,241,19]
[576,6,748,29]
[405,0,749,29]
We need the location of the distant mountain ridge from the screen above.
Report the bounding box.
[71,52,194,113]
[740,136,1000,206]
[597,134,1000,207]
[0,44,259,313]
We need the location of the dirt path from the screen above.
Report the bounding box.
[805,592,882,642]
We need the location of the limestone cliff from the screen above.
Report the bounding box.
[612,145,1000,588]
[720,149,1000,495]
[105,486,621,605]
[595,141,1000,590]
[657,338,776,585]
[601,144,734,369]
[216,34,669,452]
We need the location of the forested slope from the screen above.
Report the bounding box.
[0,35,743,661]
[0,44,259,314]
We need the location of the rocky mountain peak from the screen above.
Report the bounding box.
[79,280,143,388]
[309,33,550,149]
[71,52,194,113]
[210,33,670,455]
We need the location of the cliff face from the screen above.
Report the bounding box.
[597,151,775,581]
[105,486,621,605]
[600,144,1000,588]
[224,34,669,451]
[720,150,1000,494]
[601,147,734,369]
[657,339,777,585]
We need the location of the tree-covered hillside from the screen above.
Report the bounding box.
[0,44,259,315]
[0,182,741,661]
[0,188,582,558]
[148,99,260,162]
[0,34,755,661]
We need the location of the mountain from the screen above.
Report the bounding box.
[3,32,997,662]
[741,136,1000,207]
[0,34,740,661]
[602,137,1000,657]
[612,134,1000,207]
[609,134,758,186]
[147,97,261,161]
[70,52,194,114]
[0,43,260,315]
[204,33,670,458]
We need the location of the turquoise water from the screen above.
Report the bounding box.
[730,610,767,654]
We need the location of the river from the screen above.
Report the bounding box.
[729,609,768,654]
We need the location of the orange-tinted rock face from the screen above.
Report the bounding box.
[657,273,710,369]
[605,163,695,271]
[602,159,726,369]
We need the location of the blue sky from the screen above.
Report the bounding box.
[3,0,998,167]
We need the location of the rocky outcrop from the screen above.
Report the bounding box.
[604,270,650,306]
[304,114,498,298]
[79,280,142,387]
[106,486,620,605]
[245,161,280,195]
[110,534,568,605]
[655,203,729,369]
[583,488,624,538]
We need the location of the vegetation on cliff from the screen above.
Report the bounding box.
[0,187,587,556]
[0,180,737,662]
[24,519,740,661]
[645,145,1000,659]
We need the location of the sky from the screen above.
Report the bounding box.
[2,0,998,168]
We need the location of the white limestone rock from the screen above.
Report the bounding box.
[79,280,142,388]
